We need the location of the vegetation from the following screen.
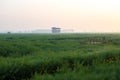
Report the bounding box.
[0,33,120,80]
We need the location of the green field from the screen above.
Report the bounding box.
[0,33,120,80]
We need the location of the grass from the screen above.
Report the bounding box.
[0,33,120,80]
[31,62,120,80]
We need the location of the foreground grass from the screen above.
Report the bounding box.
[31,62,120,80]
[0,49,119,80]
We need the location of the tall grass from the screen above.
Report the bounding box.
[0,33,120,80]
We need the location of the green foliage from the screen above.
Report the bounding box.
[0,33,120,80]
[31,63,120,80]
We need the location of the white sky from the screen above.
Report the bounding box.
[0,0,120,32]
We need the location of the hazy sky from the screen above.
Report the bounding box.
[0,0,120,32]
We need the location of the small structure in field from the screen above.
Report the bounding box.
[52,27,61,33]
[86,39,103,45]
[87,41,102,44]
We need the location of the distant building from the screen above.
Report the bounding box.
[32,29,51,33]
[61,29,74,33]
[7,32,11,34]
[52,27,61,33]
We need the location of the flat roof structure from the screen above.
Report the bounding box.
[52,27,61,33]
